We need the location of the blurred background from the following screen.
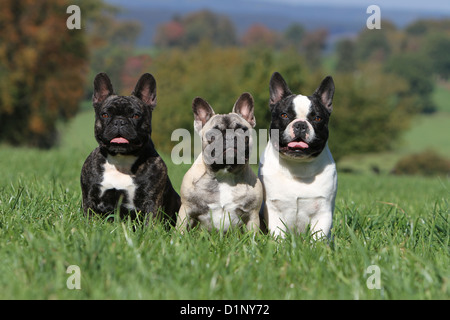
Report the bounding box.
[1,0,449,176]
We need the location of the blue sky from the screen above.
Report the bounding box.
[260,0,450,12]
[107,0,450,14]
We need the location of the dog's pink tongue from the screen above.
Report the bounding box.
[288,141,309,149]
[110,137,129,144]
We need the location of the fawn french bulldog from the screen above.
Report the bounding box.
[177,93,262,232]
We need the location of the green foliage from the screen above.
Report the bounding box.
[355,24,393,62]
[329,66,411,161]
[284,23,306,50]
[405,19,450,36]
[335,39,356,73]
[84,2,141,95]
[424,33,450,80]
[300,28,328,70]
[150,45,307,155]
[150,45,245,151]
[392,150,450,176]
[345,19,450,115]
[385,52,435,113]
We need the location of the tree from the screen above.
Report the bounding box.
[355,21,395,62]
[425,33,450,80]
[386,52,436,113]
[154,21,185,48]
[120,55,153,94]
[241,24,280,48]
[153,10,237,48]
[0,0,88,148]
[84,3,141,95]
[405,19,450,36]
[329,67,412,161]
[335,39,356,73]
[283,23,306,50]
[300,28,328,70]
[148,44,307,155]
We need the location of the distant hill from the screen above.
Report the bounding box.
[107,0,450,47]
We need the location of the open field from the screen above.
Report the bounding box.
[0,107,448,300]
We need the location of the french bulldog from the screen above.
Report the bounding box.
[80,72,181,225]
[177,93,263,232]
[258,72,337,239]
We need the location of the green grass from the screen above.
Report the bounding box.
[432,82,450,113]
[0,109,449,300]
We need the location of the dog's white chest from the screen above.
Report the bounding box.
[201,183,242,231]
[260,143,337,237]
[265,178,329,219]
[100,155,137,210]
[218,183,236,209]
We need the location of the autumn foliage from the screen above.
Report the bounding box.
[0,0,88,147]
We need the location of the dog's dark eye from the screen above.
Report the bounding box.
[132,114,140,120]
[314,116,322,122]
[281,113,289,119]
[102,113,109,118]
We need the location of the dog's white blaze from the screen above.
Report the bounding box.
[100,155,137,210]
[293,95,311,119]
[283,94,315,143]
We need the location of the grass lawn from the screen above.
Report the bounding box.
[0,108,448,300]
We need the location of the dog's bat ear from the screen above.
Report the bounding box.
[314,76,335,114]
[192,97,215,133]
[233,92,256,127]
[132,73,157,110]
[269,72,292,106]
[93,73,114,105]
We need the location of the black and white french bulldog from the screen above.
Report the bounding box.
[177,93,263,232]
[259,72,337,238]
[80,73,181,225]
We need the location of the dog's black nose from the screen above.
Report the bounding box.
[113,117,127,127]
[293,121,308,135]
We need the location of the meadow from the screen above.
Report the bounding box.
[0,105,448,300]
